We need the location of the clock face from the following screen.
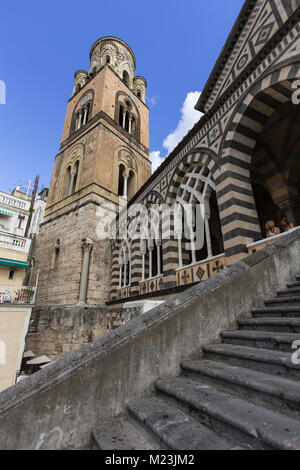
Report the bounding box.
[81,96,88,106]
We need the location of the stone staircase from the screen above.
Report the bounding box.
[92,274,300,450]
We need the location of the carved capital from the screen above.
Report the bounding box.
[81,237,94,253]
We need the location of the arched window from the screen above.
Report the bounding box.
[123,71,129,85]
[54,240,60,269]
[119,105,124,127]
[131,116,136,136]
[106,55,110,64]
[125,112,130,132]
[175,164,221,267]
[72,161,79,194]
[137,91,141,99]
[64,166,72,197]
[127,170,136,201]
[118,164,126,197]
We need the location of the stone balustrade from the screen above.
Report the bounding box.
[0,192,29,211]
[0,231,31,253]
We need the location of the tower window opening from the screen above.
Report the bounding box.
[118,165,126,197]
[106,55,110,64]
[119,105,124,127]
[54,240,61,269]
[64,166,72,197]
[123,71,129,85]
[125,111,130,132]
[137,91,141,99]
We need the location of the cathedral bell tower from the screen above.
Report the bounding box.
[33,36,151,306]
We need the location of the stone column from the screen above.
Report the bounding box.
[123,261,128,287]
[119,262,123,289]
[122,110,126,129]
[148,239,154,279]
[157,239,162,276]
[129,116,132,134]
[83,108,88,126]
[123,175,129,199]
[78,111,83,130]
[204,197,212,259]
[78,237,94,305]
[141,239,147,281]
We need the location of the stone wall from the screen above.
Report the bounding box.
[25,305,141,361]
[0,228,299,450]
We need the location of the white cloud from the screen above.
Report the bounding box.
[146,96,159,109]
[150,91,202,174]
[150,150,164,173]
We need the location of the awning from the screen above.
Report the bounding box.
[0,208,13,216]
[26,356,52,365]
[0,258,29,269]
[23,351,36,358]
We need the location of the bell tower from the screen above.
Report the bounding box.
[33,36,151,306]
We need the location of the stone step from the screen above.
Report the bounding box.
[252,306,300,318]
[181,359,300,415]
[239,317,300,333]
[221,330,299,352]
[278,288,300,297]
[92,417,159,450]
[127,396,241,450]
[203,343,300,379]
[287,282,300,289]
[265,296,300,306]
[155,376,300,450]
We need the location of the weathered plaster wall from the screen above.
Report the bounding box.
[0,229,299,449]
[0,305,32,392]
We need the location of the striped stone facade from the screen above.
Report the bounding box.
[110,0,300,301]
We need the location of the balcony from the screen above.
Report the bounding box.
[0,231,31,253]
[0,192,30,211]
[0,285,36,305]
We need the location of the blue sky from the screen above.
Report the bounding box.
[0,0,244,193]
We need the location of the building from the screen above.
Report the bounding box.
[32,36,151,307]
[0,190,32,289]
[0,186,47,391]
[32,0,300,312]
[0,0,300,450]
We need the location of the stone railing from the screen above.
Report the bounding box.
[176,253,226,287]
[0,192,29,211]
[247,227,299,255]
[0,286,36,305]
[0,231,31,253]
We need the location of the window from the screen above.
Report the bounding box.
[8,270,15,280]
[54,240,60,269]
[106,55,110,64]
[18,215,25,229]
[118,165,126,197]
[123,71,129,85]
[137,91,141,99]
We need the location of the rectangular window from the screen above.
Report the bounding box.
[18,215,25,229]
[8,270,15,280]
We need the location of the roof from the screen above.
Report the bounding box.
[195,0,256,112]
